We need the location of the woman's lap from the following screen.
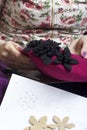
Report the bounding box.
[0,71,9,104]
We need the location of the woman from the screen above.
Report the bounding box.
[0,0,87,103]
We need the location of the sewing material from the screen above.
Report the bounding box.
[24,115,75,130]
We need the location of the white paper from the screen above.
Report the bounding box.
[0,74,87,130]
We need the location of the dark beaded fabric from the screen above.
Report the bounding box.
[23,39,79,71]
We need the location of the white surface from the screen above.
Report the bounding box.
[0,74,87,130]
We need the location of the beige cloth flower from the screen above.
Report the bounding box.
[24,116,75,130]
[50,116,75,130]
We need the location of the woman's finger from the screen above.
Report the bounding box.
[5,41,24,58]
[1,41,36,69]
[2,58,36,70]
[81,43,87,58]
[69,39,80,55]
[4,41,31,64]
[76,36,87,58]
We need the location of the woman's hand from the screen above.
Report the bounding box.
[0,40,36,69]
[69,35,87,58]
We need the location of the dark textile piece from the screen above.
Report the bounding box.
[23,39,79,71]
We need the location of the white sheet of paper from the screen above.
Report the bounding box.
[0,74,87,130]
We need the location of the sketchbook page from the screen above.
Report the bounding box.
[0,74,87,130]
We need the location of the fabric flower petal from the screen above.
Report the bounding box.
[63,63,71,71]
[30,126,41,130]
[59,126,66,130]
[63,47,71,58]
[38,116,47,127]
[53,59,62,64]
[53,116,61,124]
[47,124,58,129]
[69,58,79,65]
[65,123,75,128]
[29,116,37,125]
[40,55,52,65]
[24,126,30,130]
[46,128,53,130]
[62,117,69,125]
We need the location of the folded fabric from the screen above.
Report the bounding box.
[22,39,87,82]
[0,61,9,104]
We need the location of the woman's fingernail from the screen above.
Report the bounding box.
[18,46,24,50]
[82,51,87,58]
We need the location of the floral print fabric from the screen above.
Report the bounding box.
[0,0,87,47]
[0,0,5,16]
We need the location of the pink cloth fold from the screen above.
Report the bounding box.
[23,51,87,82]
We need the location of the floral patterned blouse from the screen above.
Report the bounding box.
[0,0,87,47]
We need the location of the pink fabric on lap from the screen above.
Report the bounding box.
[24,51,87,82]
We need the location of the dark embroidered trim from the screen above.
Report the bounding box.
[23,39,79,71]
